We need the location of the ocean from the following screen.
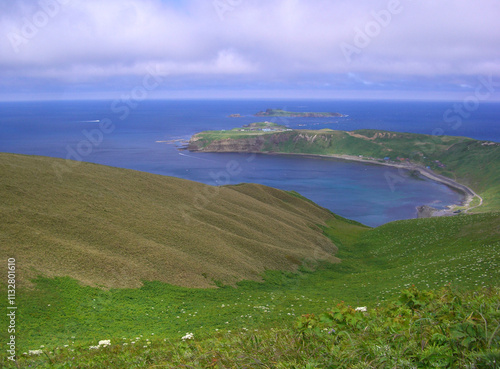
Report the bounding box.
[1,99,499,227]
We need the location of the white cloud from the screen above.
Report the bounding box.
[0,0,498,94]
[8,49,257,83]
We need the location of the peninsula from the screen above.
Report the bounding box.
[255,108,345,118]
[188,125,500,214]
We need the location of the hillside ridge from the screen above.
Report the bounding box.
[0,153,363,289]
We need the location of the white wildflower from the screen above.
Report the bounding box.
[98,339,111,347]
[355,306,367,312]
[28,349,43,355]
[181,333,194,341]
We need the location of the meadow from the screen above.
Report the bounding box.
[2,211,499,367]
[10,286,499,368]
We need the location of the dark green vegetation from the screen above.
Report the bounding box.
[189,128,500,212]
[255,108,344,117]
[1,153,499,367]
[15,289,500,368]
[5,287,500,368]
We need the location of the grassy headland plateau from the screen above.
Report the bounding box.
[188,126,500,213]
[1,152,499,367]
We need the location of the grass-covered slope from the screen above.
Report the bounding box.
[322,212,500,299]
[14,287,498,369]
[3,212,499,366]
[436,140,500,211]
[0,153,356,289]
[189,128,500,211]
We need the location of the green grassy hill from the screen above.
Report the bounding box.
[0,153,499,367]
[0,153,358,289]
[189,128,500,211]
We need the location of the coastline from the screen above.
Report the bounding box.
[189,147,482,216]
[259,151,481,215]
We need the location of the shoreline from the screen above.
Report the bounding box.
[189,148,482,216]
[262,151,482,215]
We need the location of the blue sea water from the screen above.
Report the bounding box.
[1,99,499,227]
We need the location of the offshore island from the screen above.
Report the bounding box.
[255,108,345,118]
[187,121,500,216]
[227,109,346,118]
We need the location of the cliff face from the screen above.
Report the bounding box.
[188,137,264,152]
[188,132,298,152]
[189,137,265,152]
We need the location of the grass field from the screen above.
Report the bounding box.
[0,153,499,367]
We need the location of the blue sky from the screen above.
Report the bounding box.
[0,0,499,101]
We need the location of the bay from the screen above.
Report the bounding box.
[1,99,498,226]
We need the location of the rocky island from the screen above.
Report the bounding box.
[255,108,344,118]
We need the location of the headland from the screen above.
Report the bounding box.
[187,125,500,216]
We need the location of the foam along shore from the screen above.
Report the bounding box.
[254,151,482,216]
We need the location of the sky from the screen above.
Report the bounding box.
[0,0,499,101]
